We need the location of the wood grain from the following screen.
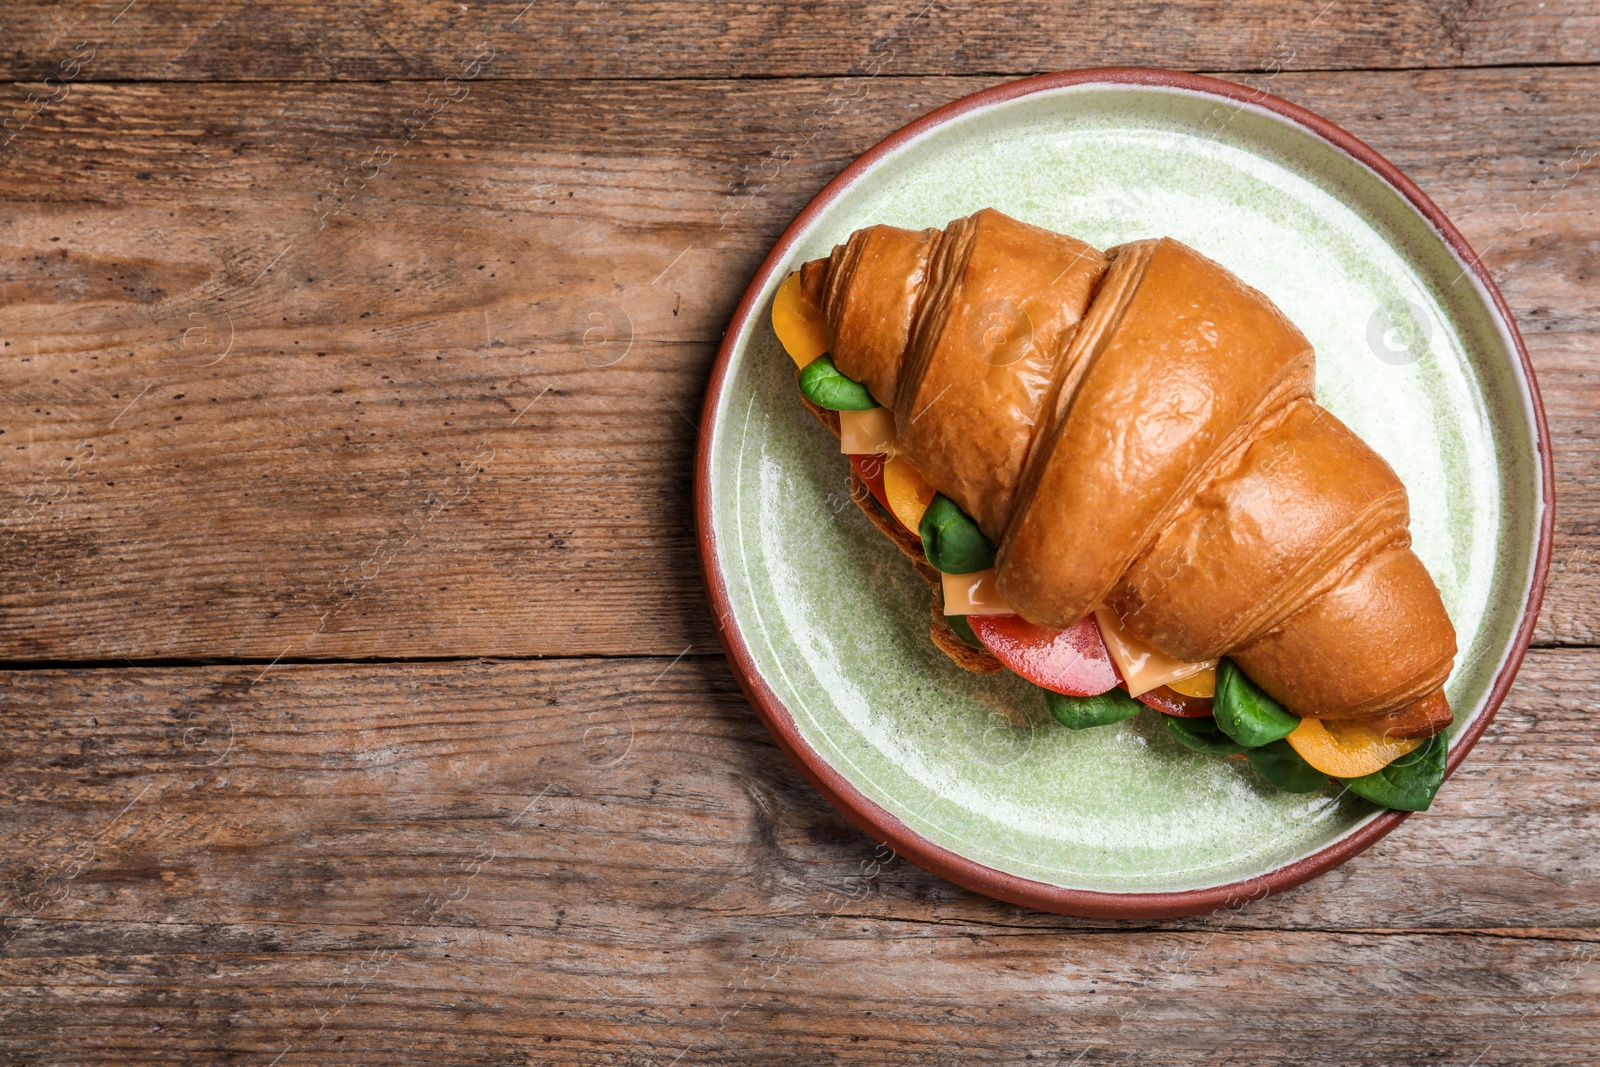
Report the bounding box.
[1,650,1597,1063]
[0,69,1595,661]
[2,12,1597,1059]
[2,0,1598,81]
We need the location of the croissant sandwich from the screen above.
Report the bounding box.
[771,209,1458,811]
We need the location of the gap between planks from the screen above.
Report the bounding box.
[1,61,1600,88]
[0,643,1592,673]
[0,915,1595,942]
[0,650,722,672]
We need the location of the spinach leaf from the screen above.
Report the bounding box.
[1246,739,1329,793]
[1213,658,1300,748]
[945,614,985,650]
[1166,716,1250,756]
[797,354,876,411]
[919,494,996,575]
[1339,733,1448,812]
[1045,688,1142,730]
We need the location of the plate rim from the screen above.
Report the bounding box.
[694,67,1555,918]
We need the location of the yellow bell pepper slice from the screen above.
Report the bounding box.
[882,456,935,533]
[772,272,829,368]
[1167,667,1217,698]
[1286,716,1423,778]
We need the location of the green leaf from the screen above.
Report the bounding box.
[1339,733,1448,812]
[1246,739,1328,793]
[1045,687,1142,730]
[945,614,985,650]
[797,354,877,410]
[1213,658,1300,748]
[1166,716,1249,756]
[918,494,996,574]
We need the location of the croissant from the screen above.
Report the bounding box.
[782,209,1457,758]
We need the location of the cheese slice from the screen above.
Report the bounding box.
[839,407,896,456]
[943,568,1013,616]
[1092,605,1217,698]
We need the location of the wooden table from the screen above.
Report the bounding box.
[1,2,1596,1062]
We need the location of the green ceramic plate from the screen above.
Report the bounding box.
[696,70,1551,917]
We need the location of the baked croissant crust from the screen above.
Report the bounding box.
[803,211,1457,724]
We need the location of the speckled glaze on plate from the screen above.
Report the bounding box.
[695,70,1552,918]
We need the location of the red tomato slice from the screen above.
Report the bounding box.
[968,613,1120,697]
[1135,685,1215,718]
[849,453,892,514]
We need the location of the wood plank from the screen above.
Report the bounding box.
[2,0,1596,82]
[0,926,1596,1064]
[0,649,1597,1062]
[0,70,1595,660]
[0,650,1594,934]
